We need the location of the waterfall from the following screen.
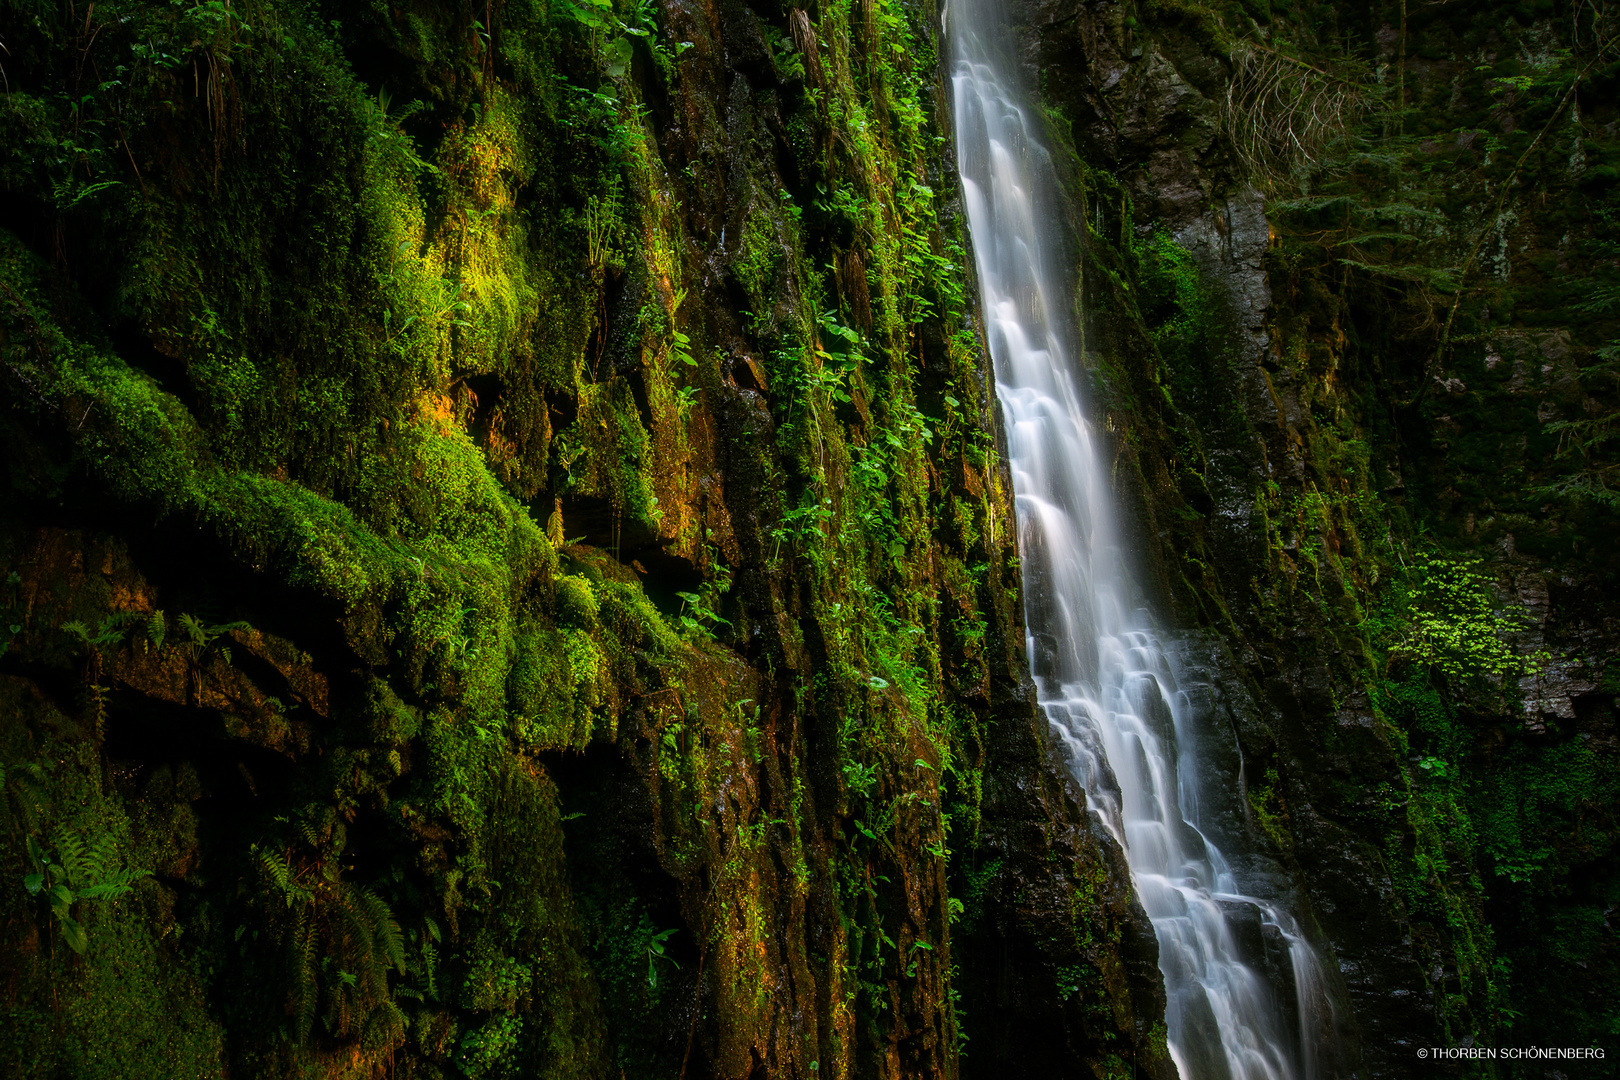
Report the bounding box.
[947,6,1332,1079]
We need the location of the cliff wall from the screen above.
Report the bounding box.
[0,0,1171,1077]
[1002,0,1620,1073]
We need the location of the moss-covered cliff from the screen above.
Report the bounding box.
[1003,0,1620,1073]
[0,0,1174,1077]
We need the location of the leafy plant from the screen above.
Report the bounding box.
[644,922,679,988]
[1417,756,1453,781]
[585,178,622,283]
[768,497,834,561]
[23,827,148,954]
[674,588,729,639]
[253,812,407,1046]
[0,761,50,839]
[61,614,133,654]
[456,1015,523,1079]
[381,269,473,345]
[1375,551,1545,684]
[771,31,806,82]
[176,612,251,664]
[842,759,879,799]
[61,613,137,734]
[554,0,614,31]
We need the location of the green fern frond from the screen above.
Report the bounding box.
[146,610,166,650]
[3,763,49,833]
[62,615,133,650]
[256,846,311,906]
[96,613,137,639]
[331,886,376,974]
[178,612,208,648]
[87,831,118,879]
[422,939,439,1000]
[293,912,318,1045]
[358,887,406,972]
[257,846,290,889]
[77,867,145,901]
[56,828,91,890]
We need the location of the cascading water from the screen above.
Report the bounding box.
[948,6,1332,1078]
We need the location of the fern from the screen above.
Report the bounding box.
[75,867,144,900]
[292,908,318,1045]
[174,613,252,688]
[21,826,148,955]
[60,614,137,734]
[255,845,312,907]
[257,818,409,1048]
[61,613,135,651]
[257,846,291,892]
[82,831,115,886]
[331,887,373,971]
[422,938,439,1001]
[177,612,208,648]
[0,761,49,836]
[358,887,406,973]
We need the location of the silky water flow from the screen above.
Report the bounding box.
[949,6,1334,1078]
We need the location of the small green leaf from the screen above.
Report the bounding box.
[59,914,88,955]
[606,36,634,77]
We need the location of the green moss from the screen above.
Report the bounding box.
[555,379,661,539]
[1245,766,1293,852]
[735,207,783,309]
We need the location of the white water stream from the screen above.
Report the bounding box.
[948,6,1330,1078]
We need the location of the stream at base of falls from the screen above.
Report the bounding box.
[947,4,1335,1076]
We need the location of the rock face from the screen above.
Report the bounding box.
[0,0,1175,1077]
[992,0,1620,1074]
